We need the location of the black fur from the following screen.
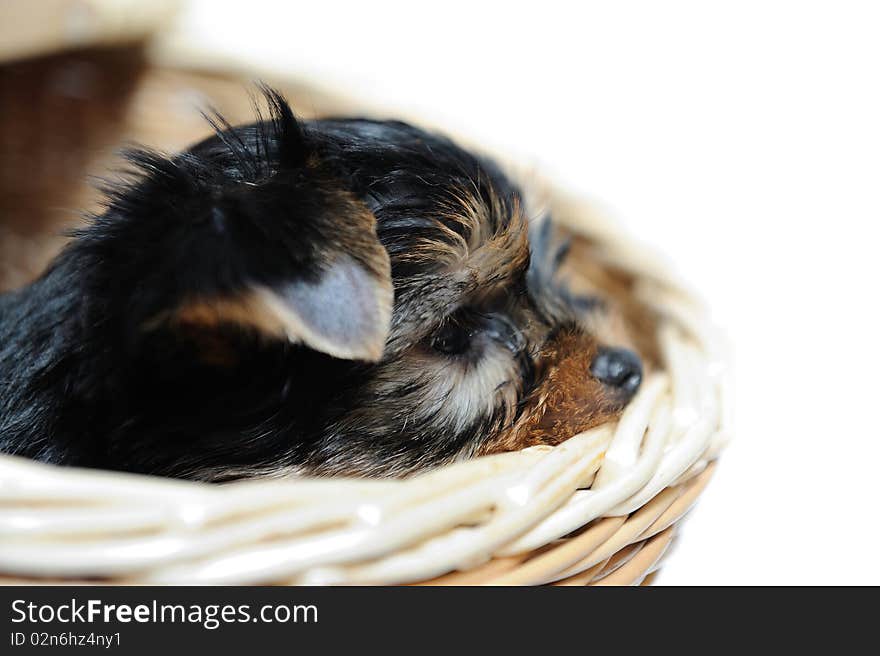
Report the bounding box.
[0,88,637,480]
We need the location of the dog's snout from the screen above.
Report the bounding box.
[590,347,642,396]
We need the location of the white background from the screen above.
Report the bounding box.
[167,0,879,584]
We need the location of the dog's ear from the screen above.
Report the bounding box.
[147,178,393,362]
[255,253,392,361]
[169,251,392,363]
[108,87,393,362]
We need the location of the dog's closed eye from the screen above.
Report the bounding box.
[430,317,473,356]
[427,308,526,359]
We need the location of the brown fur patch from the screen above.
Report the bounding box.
[397,186,530,292]
[479,330,631,455]
[162,291,292,337]
[451,189,531,293]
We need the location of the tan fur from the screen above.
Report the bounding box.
[479,329,625,454]
[161,290,293,336]
[396,189,531,293]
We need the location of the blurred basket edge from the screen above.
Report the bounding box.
[0,27,732,586]
[0,0,179,64]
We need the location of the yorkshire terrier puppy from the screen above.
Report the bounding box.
[0,87,642,480]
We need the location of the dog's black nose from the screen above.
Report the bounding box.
[590,347,642,396]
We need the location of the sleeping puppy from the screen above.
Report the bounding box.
[0,87,642,480]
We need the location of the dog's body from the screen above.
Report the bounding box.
[0,89,642,480]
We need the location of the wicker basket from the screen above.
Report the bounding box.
[0,41,731,586]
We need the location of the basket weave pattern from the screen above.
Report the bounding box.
[0,219,730,586]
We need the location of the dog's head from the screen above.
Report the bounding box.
[69,88,642,479]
